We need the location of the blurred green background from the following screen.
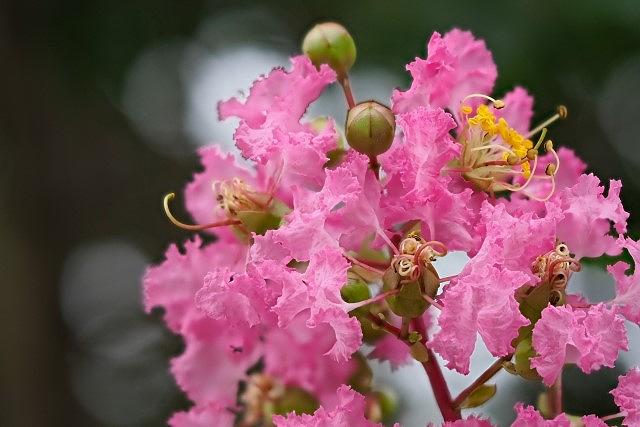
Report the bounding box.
[2,1,640,426]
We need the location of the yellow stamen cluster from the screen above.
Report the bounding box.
[467,104,534,177]
[451,95,564,200]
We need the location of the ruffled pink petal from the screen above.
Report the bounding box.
[380,105,479,252]
[494,86,534,134]
[531,304,628,386]
[143,237,245,333]
[555,174,628,259]
[581,415,608,427]
[271,153,383,261]
[512,403,571,426]
[368,334,411,369]
[432,203,557,374]
[272,385,383,427]
[219,56,338,189]
[608,238,640,324]
[392,29,497,119]
[264,315,355,405]
[171,316,260,406]
[219,55,336,129]
[232,122,336,189]
[196,268,264,328]
[611,367,640,427]
[169,402,234,427]
[325,152,386,251]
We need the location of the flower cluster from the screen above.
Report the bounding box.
[144,22,639,426]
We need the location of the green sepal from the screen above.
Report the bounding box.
[459,384,497,409]
[385,280,428,318]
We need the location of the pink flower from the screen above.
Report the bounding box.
[219,55,335,131]
[184,146,263,241]
[432,203,557,374]
[272,385,385,427]
[270,152,385,261]
[611,367,640,427]
[171,316,260,407]
[143,236,246,333]
[263,316,356,406]
[530,304,628,385]
[608,238,640,324]
[553,174,628,259]
[512,403,571,426]
[219,55,339,189]
[380,105,478,252]
[392,29,497,118]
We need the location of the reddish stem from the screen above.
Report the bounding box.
[413,318,461,422]
[548,374,563,417]
[340,76,356,109]
[367,314,461,421]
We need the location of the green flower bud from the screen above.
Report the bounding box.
[346,101,396,157]
[341,275,371,317]
[302,22,356,78]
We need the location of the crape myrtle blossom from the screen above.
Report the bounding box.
[144,21,640,426]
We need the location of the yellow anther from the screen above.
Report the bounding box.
[545,163,557,176]
[461,105,472,115]
[557,105,568,119]
[544,140,554,152]
[507,154,520,165]
[526,149,538,161]
[493,99,505,109]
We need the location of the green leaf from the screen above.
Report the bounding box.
[459,384,497,409]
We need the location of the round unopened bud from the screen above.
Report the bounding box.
[302,22,356,77]
[346,101,396,156]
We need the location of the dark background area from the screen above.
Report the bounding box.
[2,1,640,426]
